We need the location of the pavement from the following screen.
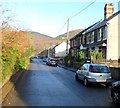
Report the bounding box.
[57,63,118,83]
[0,70,25,106]
[58,63,77,72]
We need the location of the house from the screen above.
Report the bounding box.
[49,41,70,58]
[70,20,101,58]
[118,1,120,60]
[70,3,120,60]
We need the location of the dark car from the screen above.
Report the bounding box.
[111,81,120,104]
[42,58,47,62]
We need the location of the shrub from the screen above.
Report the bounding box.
[64,53,72,66]
[91,51,96,60]
[1,28,34,84]
[96,52,103,60]
[79,51,85,59]
[2,45,19,83]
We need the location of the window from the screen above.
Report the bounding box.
[87,33,90,44]
[92,65,110,73]
[81,65,87,70]
[91,32,94,43]
[79,37,81,44]
[97,29,101,41]
[74,40,76,46]
[103,27,107,40]
[82,35,85,44]
[101,28,104,40]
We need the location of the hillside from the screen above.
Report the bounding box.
[29,31,53,39]
[56,29,83,40]
[28,31,62,55]
[28,29,83,55]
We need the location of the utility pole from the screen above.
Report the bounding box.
[66,19,69,55]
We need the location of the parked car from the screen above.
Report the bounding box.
[75,63,112,87]
[42,58,47,62]
[111,81,120,104]
[46,58,58,66]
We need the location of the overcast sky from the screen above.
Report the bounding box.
[1,0,119,37]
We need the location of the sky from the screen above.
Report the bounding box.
[1,0,119,37]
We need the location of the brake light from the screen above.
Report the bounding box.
[89,65,93,72]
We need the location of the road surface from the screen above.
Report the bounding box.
[2,59,115,106]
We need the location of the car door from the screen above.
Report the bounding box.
[81,64,88,80]
[77,64,86,81]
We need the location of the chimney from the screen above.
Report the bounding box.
[104,3,114,19]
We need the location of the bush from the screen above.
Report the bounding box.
[91,51,96,60]
[64,53,72,66]
[2,46,19,83]
[96,52,103,60]
[1,28,34,84]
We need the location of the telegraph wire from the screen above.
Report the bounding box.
[69,0,97,20]
[56,21,67,36]
[56,0,97,36]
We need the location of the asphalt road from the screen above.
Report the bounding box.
[2,59,116,106]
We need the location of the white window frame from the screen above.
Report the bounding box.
[79,37,81,44]
[82,35,85,44]
[91,31,94,43]
[87,33,90,44]
[103,27,107,40]
[97,29,101,41]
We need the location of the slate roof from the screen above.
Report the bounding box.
[70,20,101,40]
[70,10,120,40]
[85,10,120,33]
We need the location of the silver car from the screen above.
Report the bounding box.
[75,63,112,87]
[46,58,58,66]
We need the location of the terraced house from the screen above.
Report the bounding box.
[70,3,120,61]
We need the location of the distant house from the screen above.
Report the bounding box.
[49,41,70,58]
[70,3,120,60]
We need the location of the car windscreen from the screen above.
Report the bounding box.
[91,65,110,73]
[50,59,58,61]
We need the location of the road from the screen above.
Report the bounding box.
[2,59,115,106]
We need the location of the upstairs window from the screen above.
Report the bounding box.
[91,32,94,43]
[97,29,101,41]
[82,35,85,44]
[87,33,90,44]
[103,27,107,40]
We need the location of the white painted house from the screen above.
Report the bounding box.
[118,1,120,58]
[54,41,70,58]
[107,11,119,60]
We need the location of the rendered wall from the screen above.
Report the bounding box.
[118,1,120,60]
[107,15,118,60]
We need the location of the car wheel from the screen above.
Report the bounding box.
[75,73,79,81]
[84,78,89,87]
[112,90,120,104]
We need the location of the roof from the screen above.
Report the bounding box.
[85,10,120,33]
[70,10,120,38]
[70,20,101,41]
[51,41,67,49]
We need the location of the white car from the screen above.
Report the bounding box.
[46,58,58,66]
[75,63,112,87]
